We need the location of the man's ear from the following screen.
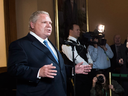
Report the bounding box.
[69,29,72,35]
[30,22,34,29]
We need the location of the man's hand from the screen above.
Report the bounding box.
[92,77,97,87]
[109,84,115,91]
[119,58,124,64]
[100,45,107,51]
[89,63,93,68]
[75,62,92,74]
[39,63,57,78]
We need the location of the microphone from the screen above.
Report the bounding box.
[63,40,84,47]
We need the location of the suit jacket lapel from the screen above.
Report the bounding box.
[27,33,58,64]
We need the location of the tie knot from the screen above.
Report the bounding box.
[43,40,48,45]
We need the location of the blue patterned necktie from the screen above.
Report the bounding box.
[43,40,58,63]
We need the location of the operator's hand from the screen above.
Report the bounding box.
[109,84,115,91]
[100,45,107,51]
[39,63,57,78]
[92,77,97,87]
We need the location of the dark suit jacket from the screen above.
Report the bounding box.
[119,44,128,74]
[110,44,122,73]
[7,33,67,96]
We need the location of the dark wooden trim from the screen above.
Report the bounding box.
[0,67,7,73]
[4,0,17,58]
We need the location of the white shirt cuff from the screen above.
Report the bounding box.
[37,69,41,79]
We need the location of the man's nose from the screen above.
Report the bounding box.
[46,23,51,27]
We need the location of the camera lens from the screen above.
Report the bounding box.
[97,75,104,84]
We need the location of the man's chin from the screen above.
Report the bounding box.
[46,33,51,37]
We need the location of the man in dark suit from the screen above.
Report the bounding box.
[110,35,123,74]
[7,11,91,96]
[118,37,128,96]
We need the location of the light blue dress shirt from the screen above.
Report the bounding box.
[88,44,114,69]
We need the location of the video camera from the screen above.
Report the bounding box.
[91,29,106,46]
[81,24,106,46]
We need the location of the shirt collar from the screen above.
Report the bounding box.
[68,36,77,42]
[30,31,48,43]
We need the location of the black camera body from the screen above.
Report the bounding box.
[81,29,107,46]
[91,30,106,46]
[96,75,104,84]
[98,38,107,46]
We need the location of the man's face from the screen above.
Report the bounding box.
[31,14,52,39]
[94,38,98,42]
[114,35,121,45]
[71,25,80,38]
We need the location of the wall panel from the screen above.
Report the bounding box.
[0,0,7,67]
[88,0,128,45]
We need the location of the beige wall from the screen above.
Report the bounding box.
[16,0,128,46]
[88,0,128,45]
[0,0,7,67]
[1,0,127,67]
[16,0,56,45]
[16,0,37,38]
[37,0,56,45]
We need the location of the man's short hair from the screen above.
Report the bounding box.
[68,23,79,31]
[29,11,49,31]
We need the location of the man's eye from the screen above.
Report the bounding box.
[42,22,46,23]
[49,22,52,25]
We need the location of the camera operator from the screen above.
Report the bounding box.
[90,71,124,96]
[87,30,114,79]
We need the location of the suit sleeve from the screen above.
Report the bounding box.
[112,80,124,93]
[7,41,39,83]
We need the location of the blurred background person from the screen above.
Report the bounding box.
[118,35,128,96]
[110,35,123,84]
[61,23,93,96]
[90,71,124,96]
[110,35,123,74]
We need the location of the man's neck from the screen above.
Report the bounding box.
[69,35,78,39]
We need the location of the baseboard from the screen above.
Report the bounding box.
[0,67,7,73]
